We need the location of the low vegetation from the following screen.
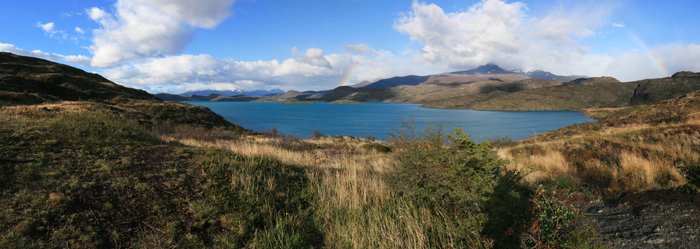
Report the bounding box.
[499,89,700,194]
[2,53,698,248]
[0,101,612,248]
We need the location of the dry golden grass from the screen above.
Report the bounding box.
[164,134,472,248]
[500,149,573,184]
[500,119,694,193]
[582,107,629,119]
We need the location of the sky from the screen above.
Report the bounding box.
[1,0,699,93]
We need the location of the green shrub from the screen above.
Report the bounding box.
[520,186,607,248]
[483,171,533,248]
[389,128,503,245]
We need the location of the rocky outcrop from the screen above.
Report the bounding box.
[588,190,700,248]
[631,73,700,105]
[672,71,700,79]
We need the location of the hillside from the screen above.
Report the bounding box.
[362,75,429,89]
[461,77,637,110]
[631,71,700,104]
[0,53,238,133]
[254,66,700,112]
[0,52,155,105]
[497,89,700,247]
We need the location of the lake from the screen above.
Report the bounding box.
[187,101,594,141]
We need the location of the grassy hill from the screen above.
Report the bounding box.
[631,71,700,104]
[464,78,637,110]
[500,89,700,191]
[0,53,240,132]
[0,52,155,105]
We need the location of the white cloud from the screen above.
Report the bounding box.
[0,43,23,54]
[38,22,55,32]
[75,27,85,34]
[100,46,440,92]
[0,43,91,66]
[612,22,625,28]
[102,49,337,92]
[88,7,109,21]
[129,0,235,29]
[37,21,83,41]
[393,0,616,75]
[87,0,236,67]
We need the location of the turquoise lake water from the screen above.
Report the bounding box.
[187,101,594,141]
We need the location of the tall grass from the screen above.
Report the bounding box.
[500,122,695,193]
[170,135,474,248]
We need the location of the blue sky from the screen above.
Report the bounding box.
[1,0,700,93]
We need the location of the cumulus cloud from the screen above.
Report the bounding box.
[87,0,235,67]
[102,49,338,92]
[0,43,23,54]
[74,27,85,34]
[38,22,55,32]
[100,46,440,92]
[394,0,616,75]
[0,43,90,66]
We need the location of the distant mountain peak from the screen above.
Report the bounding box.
[451,63,513,75]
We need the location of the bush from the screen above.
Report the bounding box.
[389,128,503,244]
[524,187,578,247]
[483,171,533,248]
[520,186,606,249]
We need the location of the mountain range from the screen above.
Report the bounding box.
[256,64,700,111]
[154,63,700,112]
[155,64,582,102]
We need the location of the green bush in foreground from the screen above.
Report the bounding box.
[389,127,606,248]
[390,128,503,246]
